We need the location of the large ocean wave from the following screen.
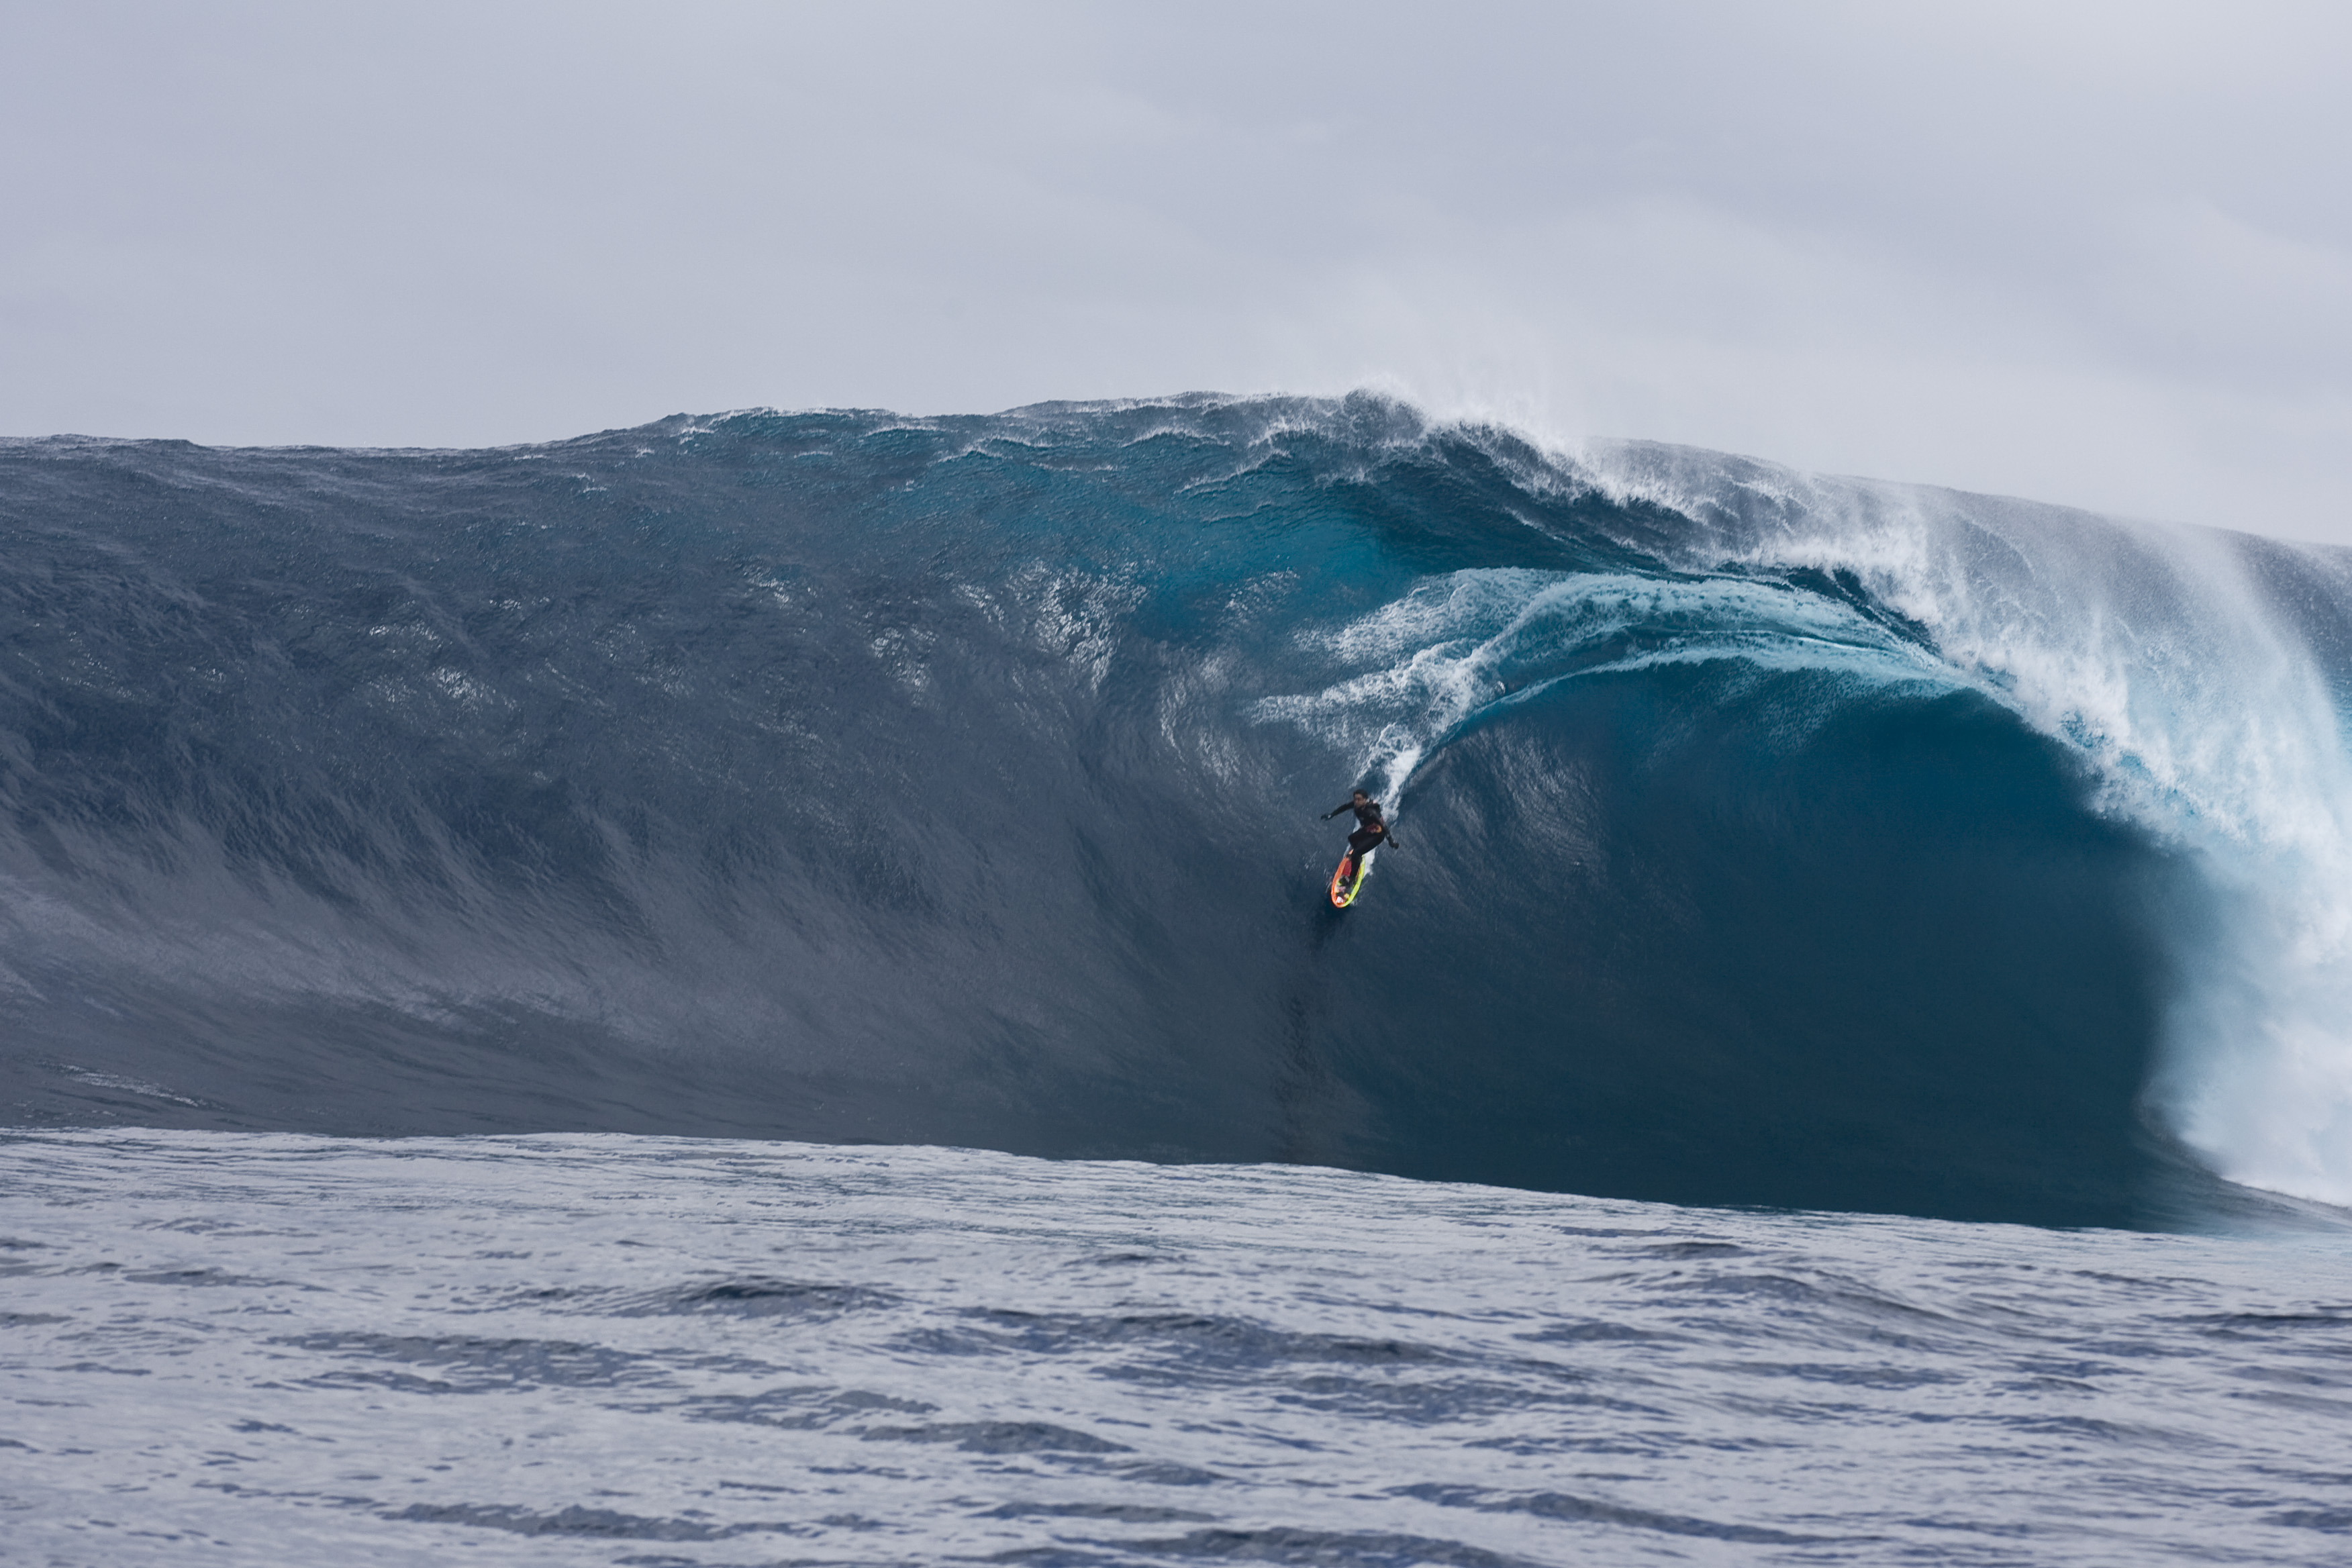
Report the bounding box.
[6,393,2349,1226]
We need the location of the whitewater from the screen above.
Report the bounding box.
[6,393,2352,1561]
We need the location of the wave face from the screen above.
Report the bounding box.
[5,395,2349,1226]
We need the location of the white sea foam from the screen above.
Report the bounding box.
[1253,567,1961,828]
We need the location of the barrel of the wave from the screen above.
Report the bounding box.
[1329,847,1375,908]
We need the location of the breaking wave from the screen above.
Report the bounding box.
[7,393,2351,1226]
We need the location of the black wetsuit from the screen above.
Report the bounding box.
[1325,798,1397,864]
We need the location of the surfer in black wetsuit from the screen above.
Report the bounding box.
[1322,789,1398,869]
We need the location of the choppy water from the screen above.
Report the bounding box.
[6,1130,2351,1566]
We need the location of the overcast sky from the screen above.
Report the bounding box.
[7,1,2350,541]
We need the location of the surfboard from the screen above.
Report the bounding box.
[1329,847,1374,908]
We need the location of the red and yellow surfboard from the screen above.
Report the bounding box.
[1329,848,1374,908]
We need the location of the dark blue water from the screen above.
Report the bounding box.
[6,395,2352,1228]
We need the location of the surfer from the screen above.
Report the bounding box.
[1322,789,1399,865]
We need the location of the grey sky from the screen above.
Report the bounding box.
[7,1,2349,541]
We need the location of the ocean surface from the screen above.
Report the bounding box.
[7,393,2352,1561]
[7,1130,2352,1567]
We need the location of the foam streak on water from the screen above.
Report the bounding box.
[1251,567,1959,805]
[5,1130,2351,1567]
